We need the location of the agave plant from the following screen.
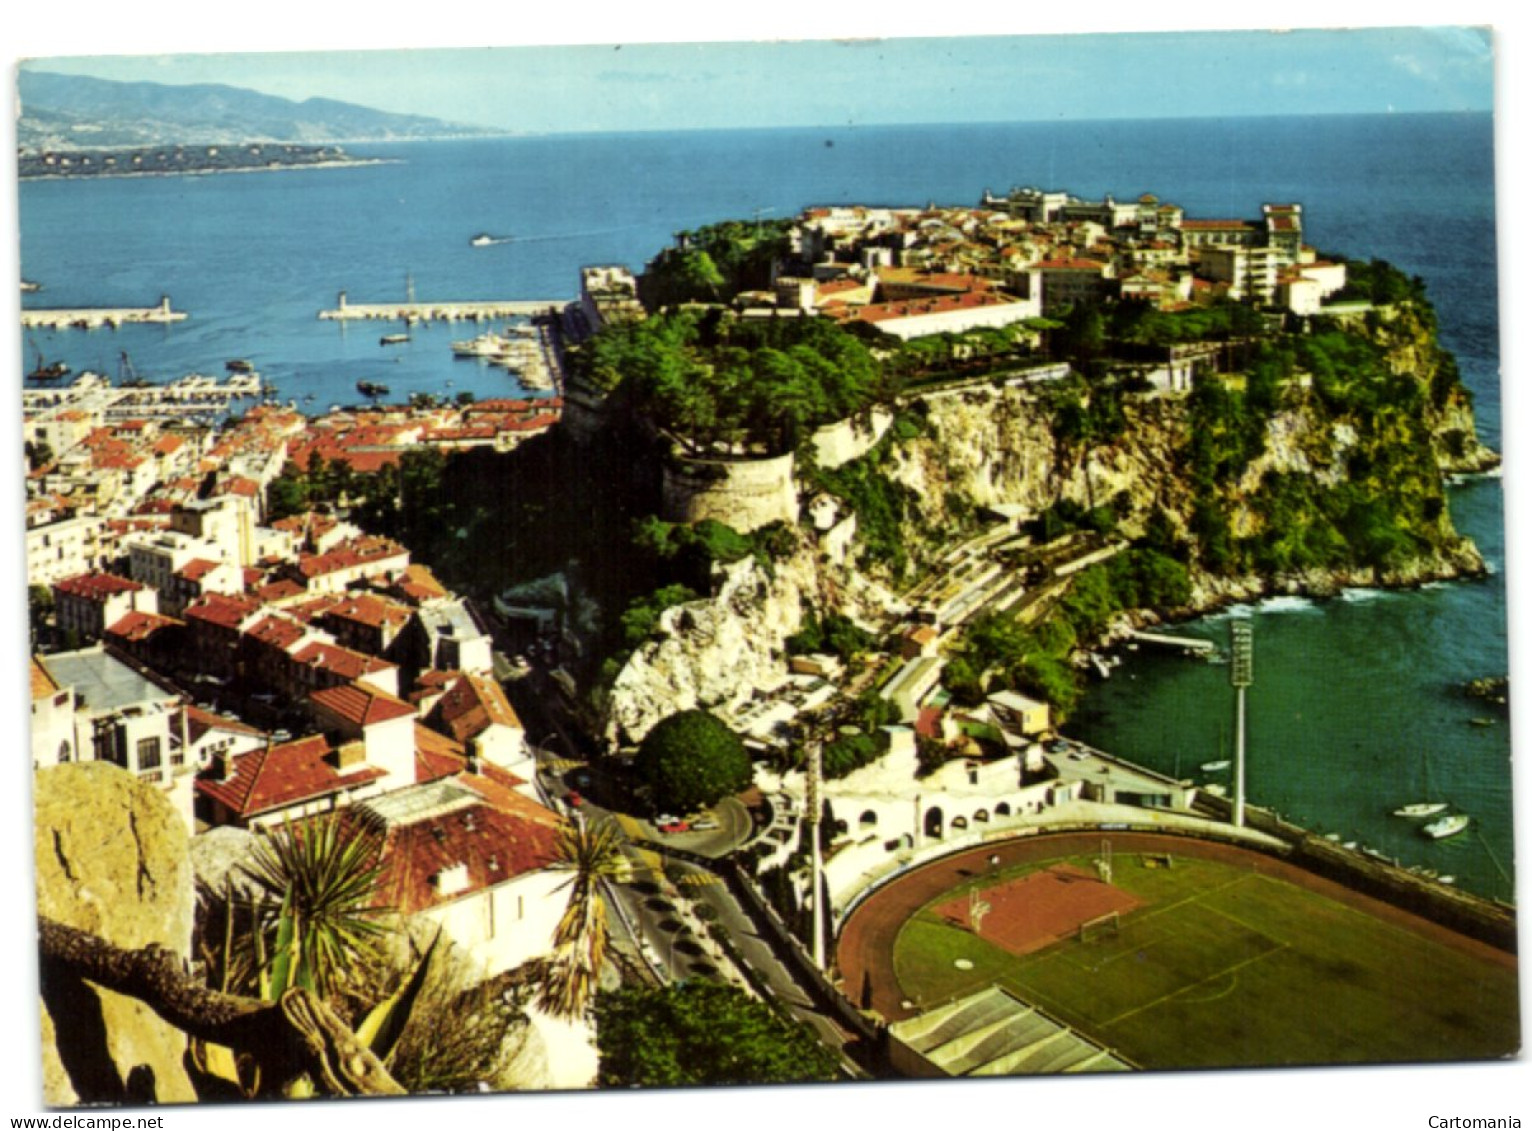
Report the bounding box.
[538,818,631,1019]
[245,813,389,1002]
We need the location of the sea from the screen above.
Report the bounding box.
[17,112,1513,899]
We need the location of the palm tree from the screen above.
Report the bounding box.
[538,818,631,1019]
[245,813,389,1002]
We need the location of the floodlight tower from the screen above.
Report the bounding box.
[806,738,826,970]
[1230,618,1254,828]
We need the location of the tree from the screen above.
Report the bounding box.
[594,982,840,1087]
[42,916,402,1098]
[635,709,753,813]
[244,814,388,1003]
[537,819,631,1020]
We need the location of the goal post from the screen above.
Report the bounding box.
[1077,910,1121,944]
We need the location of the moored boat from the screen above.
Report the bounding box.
[1422,813,1469,840]
[1393,801,1450,818]
[380,333,410,346]
[356,380,390,398]
[1200,760,1231,773]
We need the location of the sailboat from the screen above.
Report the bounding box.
[1393,752,1448,819]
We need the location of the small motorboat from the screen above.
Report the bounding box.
[1422,813,1470,840]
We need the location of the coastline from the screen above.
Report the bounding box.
[17,156,398,182]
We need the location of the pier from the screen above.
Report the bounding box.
[318,291,570,324]
[22,295,188,330]
[1129,630,1217,656]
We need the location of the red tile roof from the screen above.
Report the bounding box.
[55,572,145,600]
[311,682,417,727]
[177,558,223,583]
[196,735,386,821]
[105,610,182,642]
[184,592,262,629]
[351,775,560,916]
[245,615,308,652]
[292,640,395,682]
[432,673,524,745]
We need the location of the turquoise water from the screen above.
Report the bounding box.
[1072,474,1512,901]
[18,113,1510,897]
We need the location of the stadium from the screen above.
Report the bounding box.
[835,831,1519,1074]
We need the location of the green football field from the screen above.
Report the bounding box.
[891,851,1520,1069]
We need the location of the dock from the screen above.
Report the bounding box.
[22,296,188,330]
[1129,631,1217,656]
[318,291,570,324]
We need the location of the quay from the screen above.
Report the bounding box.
[24,372,263,421]
[22,295,188,330]
[318,291,570,324]
[1129,630,1216,656]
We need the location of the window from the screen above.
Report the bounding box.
[136,737,162,772]
[58,740,72,764]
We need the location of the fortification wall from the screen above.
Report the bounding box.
[810,409,894,470]
[661,449,800,532]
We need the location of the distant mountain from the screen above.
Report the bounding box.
[17,70,501,151]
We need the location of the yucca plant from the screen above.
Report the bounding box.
[538,818,631,1019]
[246,813,389,1002]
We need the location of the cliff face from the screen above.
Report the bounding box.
[598,302,1495,738]
[602,540,901,744]
[36,763,198,1106]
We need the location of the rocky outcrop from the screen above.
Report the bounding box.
[603,537,898,745]
[35,763,197,1106]
[599,300,1496,735]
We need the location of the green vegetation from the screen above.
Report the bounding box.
[786,605,873,660]
[243,814,388,1002]
[800,426,923,581]
[635,709,754,813]
[571,308,886,453]
[892,848,1518,1068]
[1328,255,1429,307]
[539,819,632,1020]
[945,546,1191,719]
[642,218,794,307]
[594,981,840,1086]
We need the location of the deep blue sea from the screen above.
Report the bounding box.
[17,112,1512,897]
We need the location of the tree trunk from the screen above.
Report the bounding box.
[39,917,404,1099]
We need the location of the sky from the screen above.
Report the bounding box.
[5,1,1531,1128]
[17,26,1497,134]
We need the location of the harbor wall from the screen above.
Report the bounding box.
[1195,794,1517,952]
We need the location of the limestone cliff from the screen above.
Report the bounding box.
[597,301,1496,738]
[35,763,198,1106]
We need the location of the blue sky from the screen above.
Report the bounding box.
[20,26,1495,134]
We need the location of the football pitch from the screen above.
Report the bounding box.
[890,848,1519,1069]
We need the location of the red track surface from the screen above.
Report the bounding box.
[932,863,1144,956]
[834,831,1514,1022]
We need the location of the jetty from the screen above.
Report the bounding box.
[1128,630,1217,657]
[318,291,570,324]
[22,295,187,330]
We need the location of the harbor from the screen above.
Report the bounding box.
[21,295,188,330]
